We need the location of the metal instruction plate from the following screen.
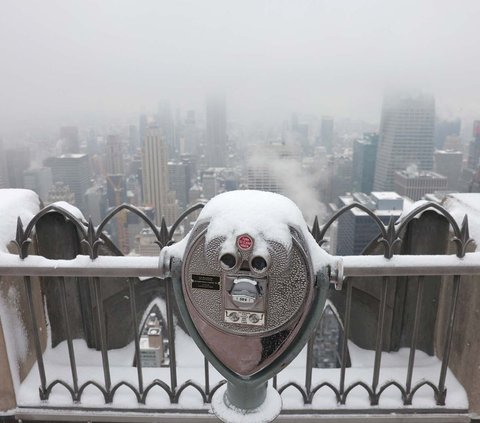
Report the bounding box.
[191,274,220,290]
[224,309,265,326]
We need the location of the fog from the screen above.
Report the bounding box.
[1,0,480,130]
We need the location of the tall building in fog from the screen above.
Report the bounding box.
[5,148,30,188]
[158,101,176,158]
[467,121,480,170]
[139,114,148,150]
[142,127,170,225]
[87,129,99,156]
[85,185,106,224]
[105,134,124,175]
[168,160,191,209]
[434,118,461,149]
[182,110,198,155]
[323,154,353,204]
[373,93,435,191]
[202,169,219,200]
[352,133,378,194]
[23,167,53,202]
[206,94,227,167]
[434,150,463,191]
[59,126,80,154]
[44,154,91,211]
[462,121,480,193]
[128,125,139,154]
[320,116,334,153]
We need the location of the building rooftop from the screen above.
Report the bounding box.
[396,169,447,179]
[371,191,403,201]
[338,192,405,216]
[58,153,87,159]
[435,149,463,155]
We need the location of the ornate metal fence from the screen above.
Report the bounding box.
[1,200,478,417]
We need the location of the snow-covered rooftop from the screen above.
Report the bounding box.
[338,192,408,216]
[58,153,87,159]
[371,191,403,201]
[444,193,480,250]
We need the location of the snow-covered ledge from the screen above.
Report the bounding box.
[0,189,41,412]
[444,193,480,251]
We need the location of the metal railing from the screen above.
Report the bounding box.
[0,201,478,418]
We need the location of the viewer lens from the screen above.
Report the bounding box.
[251,256,267,271]
[220,253,236,269]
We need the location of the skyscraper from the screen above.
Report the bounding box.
[23,167,53,201]
[104,134,124,175]
[5,147,31,188]
[467,120,480,170]
[323,154,353,204]
[158,101,176,158]
[142,127,170,225]
[352,133,379,193]
[128,125,139,154]
[434,118,461,149]
[86,129,99,156]
[168,160,191,210]
[139,114,148,150]
[206,94,227,167]
[462,121,480,192]
[182,110,198,155]
[434,150,463,191]
[373,93,435,191]
[44,154,91,212]
[320,116,334,153]
[59,126,80,154]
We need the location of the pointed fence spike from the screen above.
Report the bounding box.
[454,214,474,258]
[15,216,31,258]
[88,217,95,231]
[160,217,168,235]
[81,217,99,259]
[387,216,396,234]
[87,219,95,245]
[16,216,24,240]
[158,217,170,249]
[461,215,470,239]
[380,216,400,259]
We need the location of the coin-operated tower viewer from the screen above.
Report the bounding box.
[160,190,331,422]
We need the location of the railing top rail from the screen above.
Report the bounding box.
[1,252,480,278]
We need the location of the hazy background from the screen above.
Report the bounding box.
[1,0,479,131]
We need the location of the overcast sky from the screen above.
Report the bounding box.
[1,0,480,130]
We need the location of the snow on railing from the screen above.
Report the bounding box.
[0,199,478,416]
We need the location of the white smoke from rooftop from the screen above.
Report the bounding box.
[405,163,419,177]
[247,143,326,224]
